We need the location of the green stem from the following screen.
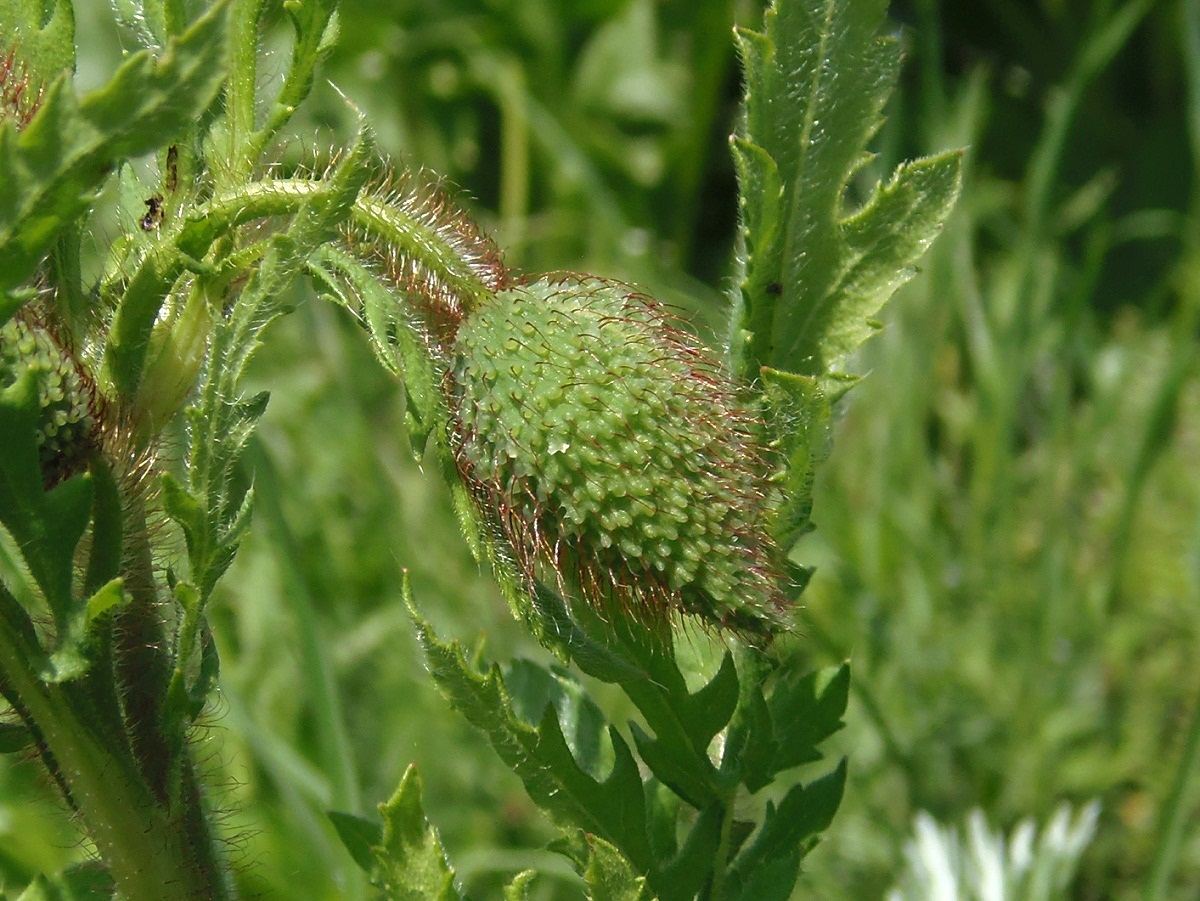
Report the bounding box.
[222,0,266,187]
[0,610,228,899]
[707,796,736,901]
[244,5,337,168]
[108,173,495,403]
[113,502,173,802]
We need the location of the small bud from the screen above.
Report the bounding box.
[448,276,791,636]
[132,289,212,437]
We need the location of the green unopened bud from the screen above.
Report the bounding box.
[449,276,791,635]
[1,315,98,486]
[132,288,212,437]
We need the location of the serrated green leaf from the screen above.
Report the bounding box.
[607,638,734,809]
[170,390,265,602]
[726,758,847,889]
[165,128,375,619]
[41,578,130,684]
[729,0,962,389]
[371,765,460,901]
[307,243,444,457]
[819,152,963,370]
[0,0,74,92]
[768,662,848,775]
[505,659,608,779]
[0,1,227,290]
[408,586,657,875]
[583,834,654,901]
[760,367,830,549]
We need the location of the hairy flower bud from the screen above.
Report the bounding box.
[448,276,791,635]
[1,314,98,486]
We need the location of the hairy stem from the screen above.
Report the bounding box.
[113,500,174,801]
[108,172,494,405]
[0,610,229,899]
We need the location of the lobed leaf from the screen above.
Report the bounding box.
[582,834,654,901]
[767,662,849,776]
[590,628,735,809]
[0,2,227,291]
[408,587,658,877]
[164,127,376,611]
[729,0,962,391]
[725,759,847,892]
[371,765,461,901]
[760,366,830,549]
[723,658,848,794]
[0,0,75,88]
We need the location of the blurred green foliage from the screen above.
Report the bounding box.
[0,0,1195,898]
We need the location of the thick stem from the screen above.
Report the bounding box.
[114,500,174,802]
[0,622,229,899]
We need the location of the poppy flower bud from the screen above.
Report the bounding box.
[448,276,791,636]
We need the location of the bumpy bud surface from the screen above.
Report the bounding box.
[449,276,790,635]
[1,315,97,486]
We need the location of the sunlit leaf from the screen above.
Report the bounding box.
[0,2,227,290]
[729,0,962,390]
